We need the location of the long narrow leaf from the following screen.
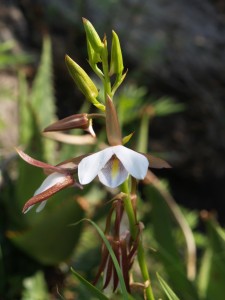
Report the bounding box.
[202,218,225,299]
[73,219,130,300]
[157,273,180,300]
[71,268,109,300]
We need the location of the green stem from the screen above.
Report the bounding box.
[121,179,155,300]
[101,40,112,99]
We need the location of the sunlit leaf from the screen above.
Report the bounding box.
[22,271,49,300]
[73,219,130,300]
[144,185,199,299]
[9,195,84,265]
[157,273,180,300]
[71,268,109,300]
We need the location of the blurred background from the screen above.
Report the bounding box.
[1,0,225,299]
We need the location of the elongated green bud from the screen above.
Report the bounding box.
[65,55,105,111]
[87,39,101,65]
[82,18,103,54]
[65,55,98,98]
[109,30,124,76]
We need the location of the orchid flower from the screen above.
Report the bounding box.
[16,148,83,213]
[78,96,170,189]
[78,145,149,188]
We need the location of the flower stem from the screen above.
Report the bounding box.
[121,179,155,300]
[101,39,112,99]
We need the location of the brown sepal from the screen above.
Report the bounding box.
[43,114,89,132]
[22,175,75,213]
[105,95,122,146]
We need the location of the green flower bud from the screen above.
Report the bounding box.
[65,55,105,111]
[65,55,98,98]
[82,18,104,54]
[109,30,124,76]
[87,39,101,66]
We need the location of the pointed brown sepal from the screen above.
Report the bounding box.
[143,153,172,169]
[22,175,75,213]
[15,148,66,174]
[92,245,109,286]
[120,239,131,293]
[105,95,122,146]
[55,154,90,170]
[43,114,89,132]
[16,148,80,175]
[103,251,113,289]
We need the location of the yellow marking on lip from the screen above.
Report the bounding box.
[111,157,120,179]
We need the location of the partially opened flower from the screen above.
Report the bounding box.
[78,96,170,189]
[16,148,83,213]
[78,145,149,188]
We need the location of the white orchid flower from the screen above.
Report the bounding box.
[78,145,149,188]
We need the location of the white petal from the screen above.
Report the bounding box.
[36,200,47,212]
[78,148,114,185]
[24,205,34,214]
[34,172,67,195]
[113,145,149,179]
[98,157,128,188]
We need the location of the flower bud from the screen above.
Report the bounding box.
[82,18,104,54]
[109,30,124,76]
[65,55,105,111]
[44,113,96,137]
[87,39,101,66]
[65,55,98,98]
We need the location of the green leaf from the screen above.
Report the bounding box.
[152,97,185,117]
[9,195,84,265]
[71,268,109,300]
[18,72,32,145]
[30,36,55,130]
[197,248,212,299]
[145,186,199,299]
[199,218,225,299]
[73,219,130,300]
[157,273,180,300]
[122,132,134,145]
[29,36,56,164]
[22,271,49,300]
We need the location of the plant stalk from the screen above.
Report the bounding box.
[121,180,155,300]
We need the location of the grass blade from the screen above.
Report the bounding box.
[157,273,180,300]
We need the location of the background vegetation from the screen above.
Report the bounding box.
[1,0,225,299]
